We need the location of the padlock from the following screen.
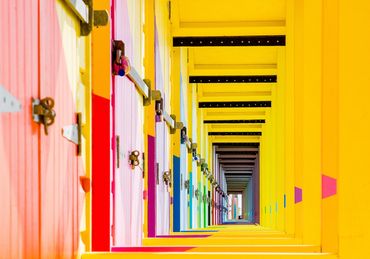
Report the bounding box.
[129,150,140,169]
[112,40,131,76]
[163,170,172,187]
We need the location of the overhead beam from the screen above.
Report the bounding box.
[209,132,262,136]
[199,101,271,108]
[214,142,260,147]
[172,21,286,37]
[216,147,258,152]
[218,155,257,159]
[190,75,276,84]
[220,161,255,165]
[173,35,286,47]
[206,120,265,124]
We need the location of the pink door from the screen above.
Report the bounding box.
[39,0,84,257]
[0,1,40,258]
[155,29,171,235]
[0,0,85,258]
[113,0,144,247]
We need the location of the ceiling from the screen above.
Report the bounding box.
[172,0,286,195]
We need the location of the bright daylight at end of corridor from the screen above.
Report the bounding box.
[1,0,370,258]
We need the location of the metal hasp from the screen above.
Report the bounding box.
[143,79,162,106]
[163,111,175,129]
[94,10,109,26]
[32,97,56,135]
[0,85,22,113]
[64,0,108,36]
[194,189,199,200]
[62,113,82,155]
[196,154,202,166]
[126,66,150,99]
[200,160,207,171]
[64,0,89,24]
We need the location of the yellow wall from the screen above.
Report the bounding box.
[338,0,370,257]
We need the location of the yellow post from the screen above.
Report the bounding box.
[143,0,155,238]
[285,0,295,236]
[338,0,370,257]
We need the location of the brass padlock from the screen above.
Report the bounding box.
[129,150,140,169]
[163,169,172,187]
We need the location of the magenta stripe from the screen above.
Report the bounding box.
[148,135,156,237]
[111,247,194,252]
[156,235,210,238]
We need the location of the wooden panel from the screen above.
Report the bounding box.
[0,0,40,258]
[113,0,144,247]
[39,0,83,257]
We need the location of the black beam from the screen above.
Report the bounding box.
[209,132,262,136]
[217,151,257,155]
[206,120,265,124]
[199,101,271,108]
[173,35,286,47]
[189,75,276,84]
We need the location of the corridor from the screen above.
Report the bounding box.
[1,0,370,258]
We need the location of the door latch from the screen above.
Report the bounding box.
[163,169,172,187]
[184,180,190,190]
[32,97,56,135]
[195,189,199,200]
[129,150,140,169]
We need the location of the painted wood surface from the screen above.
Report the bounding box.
[113,0,144,247]
[39,1,84,257]
[0,0,85,258]
[154,23,171,236]
[0,0,40,258]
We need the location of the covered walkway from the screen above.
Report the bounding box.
[1,0,370,258]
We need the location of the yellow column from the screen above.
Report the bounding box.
[338,0,370,257]
[143,0,155,238]
[285,0,295,236]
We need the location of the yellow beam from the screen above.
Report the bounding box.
[173,22,286,37]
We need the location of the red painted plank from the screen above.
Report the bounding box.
[92,93,111,251]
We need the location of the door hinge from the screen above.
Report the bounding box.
[142,152,145,178]
[111,224,115,237]
[0,85,22,113]
[116,135,120,168]
[168,0,171,20]
[62,112,82,155]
